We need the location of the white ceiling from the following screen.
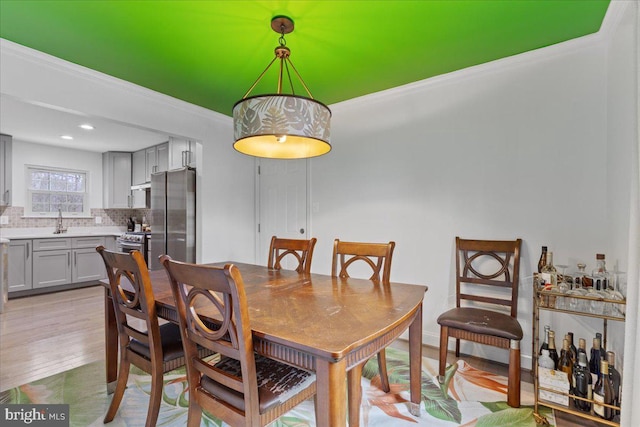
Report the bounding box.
[1,94,170,153]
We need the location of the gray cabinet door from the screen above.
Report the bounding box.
[103,152,132,208]
[0,134,12,206]
[132,149,146,185]
[33,249,71,288]
[156,142,169,173]
[72,248,106,282]
[8,240,31,292]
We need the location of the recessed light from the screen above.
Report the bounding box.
[60,135,74,140]
[79,124,94,130]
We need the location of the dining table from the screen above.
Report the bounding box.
[103,262,428,427]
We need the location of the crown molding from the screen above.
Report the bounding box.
[0,38,230,125]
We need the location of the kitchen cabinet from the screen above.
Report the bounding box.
[145,142,169,182]
[72,236,107,282]
[8,240,31,292]
[103,151,132,208]
[32,238,72,289]
[8,235,110,295]
[169,137,196,170]
[132,149,146,185]
[0,134,12,206]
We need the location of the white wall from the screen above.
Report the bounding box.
[11,139,103,208]
[605,1,638,369]
[306,31,627,365]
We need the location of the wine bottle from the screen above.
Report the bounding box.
[538,246,548,273]
[593,360,614,420]
[574,352,592,412]
[567,332,578,364]
[559,338,573,372]
[548,330,559,369]
[590,337,604,378]
[540,251,557,287]
[607,351,621,416]
[558,338,574,396]
[539,325,550,355]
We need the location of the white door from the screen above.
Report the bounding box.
[257,159,308,268]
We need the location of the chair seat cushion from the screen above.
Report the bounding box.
[129,322,184,362]
[437,307,523,341]
[200,354,315,413]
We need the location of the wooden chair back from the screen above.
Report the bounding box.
[161,256,316,426]
[267,236,317,274]
[97,245,161,361]
[331,239,396,283]
[455,237,522,318]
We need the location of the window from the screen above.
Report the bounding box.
[25,166,90,217]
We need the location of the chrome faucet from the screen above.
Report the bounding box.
[54,208,67,234]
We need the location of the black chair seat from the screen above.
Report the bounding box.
[129,323,184,362]
[437,307,523,341]
[201,354,315,413]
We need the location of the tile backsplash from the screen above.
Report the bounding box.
[0,206,151,228]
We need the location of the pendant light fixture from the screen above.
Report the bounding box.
[232,16,331,159]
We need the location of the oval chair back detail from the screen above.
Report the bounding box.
[437,237,523,407]
[160,256,316,427]
[267,236,317,274]
[331,238,396,426]
[96,245,213,427]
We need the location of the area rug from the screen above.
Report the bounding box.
[0,347,554,426]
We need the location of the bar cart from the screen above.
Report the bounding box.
[532,274,626,426]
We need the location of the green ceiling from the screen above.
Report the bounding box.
[0,1,610,117]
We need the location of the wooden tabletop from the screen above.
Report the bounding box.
[146,262,428,362]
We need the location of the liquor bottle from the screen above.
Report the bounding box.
[558,338,574,395]
[593,360,614,420]
[607,351,621,415]
[539,325,550,355]
[591,254,611,291]
[547,330,559,369]
[559,338,573,372]
[538,246,548,273]
[540,252,557,287]
[590,337,604,379]
[574,352,592,412]
[577,337,587,357]
[539,349,556,369]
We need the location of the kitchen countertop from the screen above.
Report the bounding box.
[0,227,125,240]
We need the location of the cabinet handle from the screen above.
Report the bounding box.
[74,252,77,265]
[68,252,70,267]
[27,242,30,259]
[182,150,187,167]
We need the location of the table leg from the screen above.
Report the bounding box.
[315,357,347,427]
[104,288,118,394]
[408,305,423,416]
[347,363,363,427]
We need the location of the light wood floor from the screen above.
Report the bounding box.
[0,286,606,426]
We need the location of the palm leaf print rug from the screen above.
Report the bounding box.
[1,347,554,426]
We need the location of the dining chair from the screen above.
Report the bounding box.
[160,255,317,427]
[267,235,317,274]
[331,238,395,425]
[97,246,213,427]
[437,237,523,407]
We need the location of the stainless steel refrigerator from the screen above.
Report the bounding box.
[150,168,196,270]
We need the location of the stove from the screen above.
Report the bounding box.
[116,232,152,265]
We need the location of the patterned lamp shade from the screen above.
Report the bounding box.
[233,94,331,159]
